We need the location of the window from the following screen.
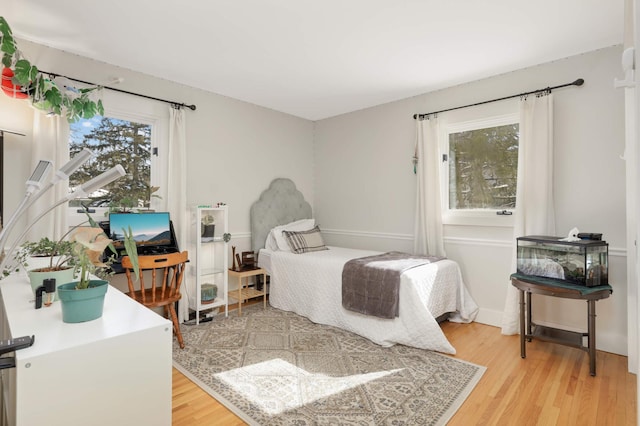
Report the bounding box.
[441,113,519,225]
[69,116,153,210]
[66,91,168,226]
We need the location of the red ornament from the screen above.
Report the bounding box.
[1,67,28,99]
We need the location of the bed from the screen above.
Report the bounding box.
[250,178,478,354]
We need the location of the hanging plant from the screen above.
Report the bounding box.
[1,67,28,99]
[0,16,104,122]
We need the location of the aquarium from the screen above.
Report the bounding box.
[516,235,608,287]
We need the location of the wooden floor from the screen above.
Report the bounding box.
[172,311,637,426]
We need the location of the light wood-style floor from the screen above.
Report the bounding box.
[172,308,637,426]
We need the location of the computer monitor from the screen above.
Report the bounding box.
[108,212,172,250]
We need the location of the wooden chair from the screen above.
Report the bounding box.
[121,251,189,349]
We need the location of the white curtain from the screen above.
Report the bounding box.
[501,93,556,335]
[413,116,446,257]
[167,106,188,320]
[27,113,70,241]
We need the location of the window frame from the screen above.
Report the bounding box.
[439,110,519,227]
[67,91,169,226]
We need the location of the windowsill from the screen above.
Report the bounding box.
[68,207,110,227]
[442,211,515,227]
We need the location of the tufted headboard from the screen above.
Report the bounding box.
[250,178,312,254]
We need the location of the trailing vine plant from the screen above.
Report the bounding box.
[0,16,104,122]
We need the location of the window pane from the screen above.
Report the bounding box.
[448,123,519,209]
[69,116,152,209]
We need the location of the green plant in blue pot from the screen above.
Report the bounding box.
[57,227,112,323]
[57,226,140,323]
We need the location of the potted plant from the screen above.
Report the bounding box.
[57,226,139,323]
[107,196,137,214]
[105,186,161,216]
[56,227,112,322]
[11,213,112,299]
[16,236,78,301]
[0,16,104,122]
[11,212,141,319]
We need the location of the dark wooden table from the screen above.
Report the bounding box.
[510,273,612,376]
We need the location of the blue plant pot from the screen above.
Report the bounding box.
[57,280,108,323]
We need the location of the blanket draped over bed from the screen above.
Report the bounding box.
[251,178,479,353]
[342,251,444,318]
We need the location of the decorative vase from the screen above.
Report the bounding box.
[57,280,108,323]
[28,267,75,302]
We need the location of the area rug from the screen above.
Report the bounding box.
[173,304,485,425]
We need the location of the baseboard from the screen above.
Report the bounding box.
[472,310,628,357]
[474,307,503,327]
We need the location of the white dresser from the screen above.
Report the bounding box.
[0,270,172,426]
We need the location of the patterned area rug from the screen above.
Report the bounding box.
[173,304,485,425]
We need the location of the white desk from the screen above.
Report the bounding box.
[0,269,172,426]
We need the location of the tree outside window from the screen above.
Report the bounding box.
[448,123,519,210]
[69,116,153,210]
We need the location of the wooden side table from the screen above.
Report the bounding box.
[510,273,612,376]
[227,267,267,316]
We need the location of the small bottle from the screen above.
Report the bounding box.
[43,278,56,307]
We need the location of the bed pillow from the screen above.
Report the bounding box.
[282,225,329,254]
[266,219,315,251]
[265,232,279,251]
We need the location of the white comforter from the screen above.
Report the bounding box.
[259,246,478,354]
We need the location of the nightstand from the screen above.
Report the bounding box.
[227,267,267,316]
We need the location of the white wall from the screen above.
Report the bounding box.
[314,46,628,355]
[0,39,315,262]
[0,39,630,356]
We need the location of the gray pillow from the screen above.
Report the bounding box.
[282,226,329,254]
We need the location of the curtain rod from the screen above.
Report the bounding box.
[41,70,197,111]
[0,128,26,136]
[413,78,584,120]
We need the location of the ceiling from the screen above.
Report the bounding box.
[2,1,625,121]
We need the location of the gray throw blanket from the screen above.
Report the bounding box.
[342,251,444,319]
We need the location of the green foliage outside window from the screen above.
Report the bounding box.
[69,116,153,210]
[448,123,519,209]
